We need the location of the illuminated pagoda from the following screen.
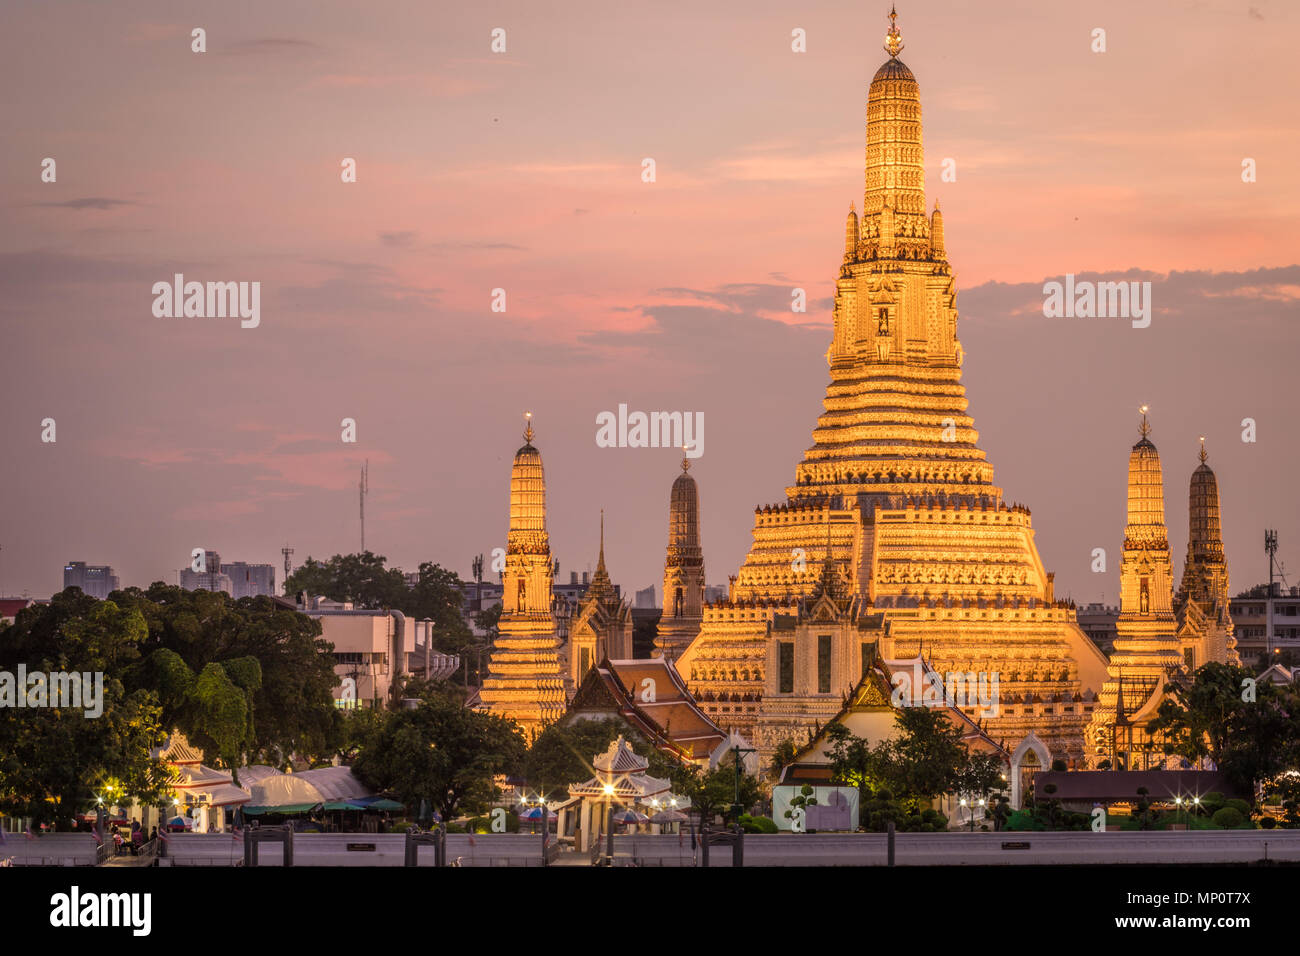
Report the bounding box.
[564,511,634,691]
[479,414,568,737]
[656,454,706,660]
[1085,408,1186,768]
[678,8,1109,766]
[1174,438,1239,669]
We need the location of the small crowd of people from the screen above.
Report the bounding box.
[110,820,158,856]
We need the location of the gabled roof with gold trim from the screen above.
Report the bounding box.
[564,656,728,762]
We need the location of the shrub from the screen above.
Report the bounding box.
[738,814,778,834]
[1211,807,1245,829]
[1225,799,1253,818]
[1200,791,1226,815]
[1260,816,1277,829]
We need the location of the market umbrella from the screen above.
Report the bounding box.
[611,809,648,824]
[649,809,688,824]
[518,806,557,820]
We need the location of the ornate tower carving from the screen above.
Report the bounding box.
[657,455,706,659]
[568,511,633,685]
[678,9,1111,764]
[1087,409,1185,766]
[480,414,566,737]
[1175,439,1239,666]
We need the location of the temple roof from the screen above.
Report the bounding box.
[566,657,728,761]
[593,735,648,774]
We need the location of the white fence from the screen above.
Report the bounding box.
[638,830,1300,867]
[1,834,100,867]
[155,832,549,867]
[11,828,1299,867]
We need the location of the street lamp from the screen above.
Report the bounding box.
[602,783,616,865]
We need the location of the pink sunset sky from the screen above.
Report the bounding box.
[2,0,1298,605]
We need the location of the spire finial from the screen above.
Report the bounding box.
[523,411,535,444]
[1198,436,1208,463]
[1138,405,1151,439]
[681,445,691,472]
[599,509,605,558]
[884,5,904,57]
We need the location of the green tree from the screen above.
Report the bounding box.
[783,783,819,825]
[114,584,342,767]
[768,738,799,779]
[677,751,760,825]
[824,723,879,823]
[0,591,170,829]
[350,684,526,820]
[523,718,683,799]
[872,707,969,811]
[1151,662,1300,791]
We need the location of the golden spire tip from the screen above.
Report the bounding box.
[884,5,904,57]
[523,411,534,444]
[1199,436,1208,463]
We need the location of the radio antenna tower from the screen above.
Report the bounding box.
[281,545,294,593]
[359,460,369,554]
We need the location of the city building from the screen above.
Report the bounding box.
[677,12,1109,767]
[1077,603,1120,656]
[478,416,568,736]
[62,561,120,599]
[302,602,447,708]
[222,562,276,599]
[634,585,656,610]
[179,550,233,596]
[1231,584,1300,664]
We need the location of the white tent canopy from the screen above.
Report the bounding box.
[296,766,373,802]
[247,774,326,808]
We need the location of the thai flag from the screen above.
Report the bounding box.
[24,824,35,841]
[232,826,242,843]
[158,828,169,843]
[91,830,103,846]
[467,833,476,846]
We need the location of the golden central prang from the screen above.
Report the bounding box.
[677,11,1111,764]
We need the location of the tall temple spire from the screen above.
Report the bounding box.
[1179,436,1230,610]
[480,419,566,737]
[1087,410,1184,762]
[678,12,1114,769]
[658,455,705,659]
